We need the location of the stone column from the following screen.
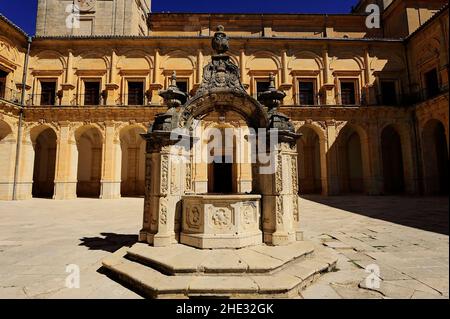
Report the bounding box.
[100,122,121,199]
[15,130,34,200]
[139,134,189,246]
[325,121,340,195]
[0,125,17,200]
[53,122,77,199]
[259,135,301,246]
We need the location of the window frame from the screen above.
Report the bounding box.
[123,78,147,106]
[35,77,59,106]
[339,78,359,106]
[297,78,318,106]
[82,78,102,106]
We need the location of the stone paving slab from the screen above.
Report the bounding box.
[299,195,449,299]
[0,196,448,299]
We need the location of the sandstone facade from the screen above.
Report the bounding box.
[0,0,448,201]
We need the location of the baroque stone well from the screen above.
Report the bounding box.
[102,26,338,299]
[139,25,302,249]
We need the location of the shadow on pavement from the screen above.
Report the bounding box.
[79,232,138,252]
[301,195,449,235]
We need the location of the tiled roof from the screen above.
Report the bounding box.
[0,13,29,38]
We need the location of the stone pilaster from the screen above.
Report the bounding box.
[15,134,34,200]
[0,127,17,200]
[259,137,301,246]
[139,134,189,247]
[325,121,340,195]
[53,122,77,199]
[100,122,121,199]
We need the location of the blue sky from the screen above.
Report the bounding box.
[0,0,357,35]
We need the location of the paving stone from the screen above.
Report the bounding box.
[234,249,282,272]
[0,196,447,299]
[250,273,301,293]
[323,241,353,249]
[200,250,249,273]
[300,283,342,299]
[411,291,447,299]
[188,276,259,294]
[331,283,383,299]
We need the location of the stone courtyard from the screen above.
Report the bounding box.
[0,196,448,299]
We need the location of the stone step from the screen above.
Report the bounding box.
[101,243,338,299]
[125,241,316,275]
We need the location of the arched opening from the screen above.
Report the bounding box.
[32,128,57,198]
[297,127,322,194]
[76,127,103,198]
[422,120,449,195]
[206,125,238,194]
[381,125,405,194]
[338,126,364,193]
[120,126,146,197]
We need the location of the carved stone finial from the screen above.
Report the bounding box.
[212,25,229,55]
[159,70,187,109]
[258,73,286,111]
[170,71,177,88]
[268,73,276,90]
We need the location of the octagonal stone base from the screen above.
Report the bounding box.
[180,194,262,249]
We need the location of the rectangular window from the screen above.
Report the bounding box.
[84,81,100,105]
[0,70,7,99]
[380,80,397,105]
[298,80,315,105]
[256,80,270,101]
[40,81,56,106]
[127,81,144,105]
[176,79,189,95]
[424,68,439,99]
[340,81,356,105]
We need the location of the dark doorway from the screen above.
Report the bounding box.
[298,127,322,194]
[381,126,405,194]
[380,80,397,105]
[32,128,57,198]
[424,68,439,99]
[422,120,449,195]
[434,123,449,194]
[209,156,233,194]
[346,132,364,192]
